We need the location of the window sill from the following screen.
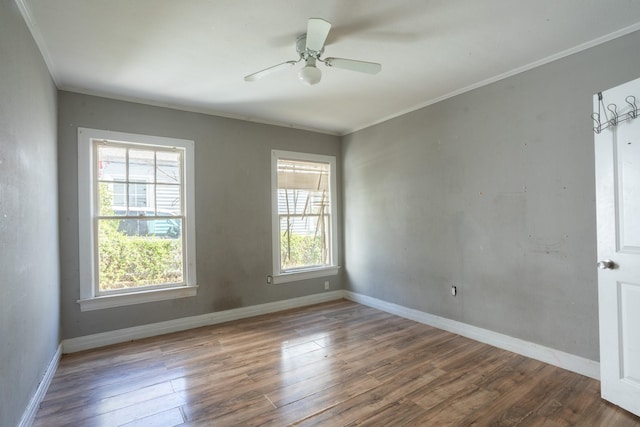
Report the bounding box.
[272,266,340,284]
[77,285,198,311]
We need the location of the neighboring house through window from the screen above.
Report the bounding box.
[77,128,197,311]
[271,150,339,283]
[112,182,149,207]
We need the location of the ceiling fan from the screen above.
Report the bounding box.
[244,18,382,86]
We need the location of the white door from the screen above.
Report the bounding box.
[594,77,640,417]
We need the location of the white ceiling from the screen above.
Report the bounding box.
[18,0,640,135]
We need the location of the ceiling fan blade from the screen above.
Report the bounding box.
[244,60,298,82]
[306,18,331,52]
[323,57,382,74]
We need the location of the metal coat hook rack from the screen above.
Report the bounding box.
[592,92,639,134]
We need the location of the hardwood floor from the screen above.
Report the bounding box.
[35,300,640,426]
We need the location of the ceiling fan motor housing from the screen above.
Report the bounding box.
[296,34,324,59]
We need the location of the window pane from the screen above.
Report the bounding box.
[112,183,126,207]
[128,182,152,209]
[280,215,330,270]
[97,146,126,181]
[98,182,118,215]
[278,160,329,191]
[157,184,182,213]
[157,151,181,184]
[129,149,155,183]
[98,218,183,292]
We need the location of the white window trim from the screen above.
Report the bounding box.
[77,128,197,311]
[271,150,339,284]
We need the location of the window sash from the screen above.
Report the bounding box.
[279,213,332,270]
[95,141,184,217]
[272,150,338,279]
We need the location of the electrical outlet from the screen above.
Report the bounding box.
[451,285,457,296]
[324,281,330,290]
[266,275,272,285]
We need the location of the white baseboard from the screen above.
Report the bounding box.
[343,291,600,380]
[62,290,344,353]
[19,344,62,427]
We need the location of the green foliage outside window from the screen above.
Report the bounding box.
[98,184,182,291]
[98,223,182,290]
[280,231,325,270]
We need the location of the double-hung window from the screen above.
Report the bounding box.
[77,128,197,311]
[271,150,339,283]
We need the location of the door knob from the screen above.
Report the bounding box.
[597,260,616,270]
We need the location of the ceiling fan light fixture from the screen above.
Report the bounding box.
[298,65,321,86]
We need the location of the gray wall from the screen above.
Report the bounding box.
[0,1,60,426]
[342,30,640,361]
[58,91,342,339]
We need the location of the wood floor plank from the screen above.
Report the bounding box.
[343,398,428,427]
[38,365,185,416]
[294,366,446,426]
[119,407,184,427]
[245,373,382,427]
[246,355,349,388]
[35,389,188,427]
[265,363,368,408]
[34,299,640,426]
[179,387,274,424]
